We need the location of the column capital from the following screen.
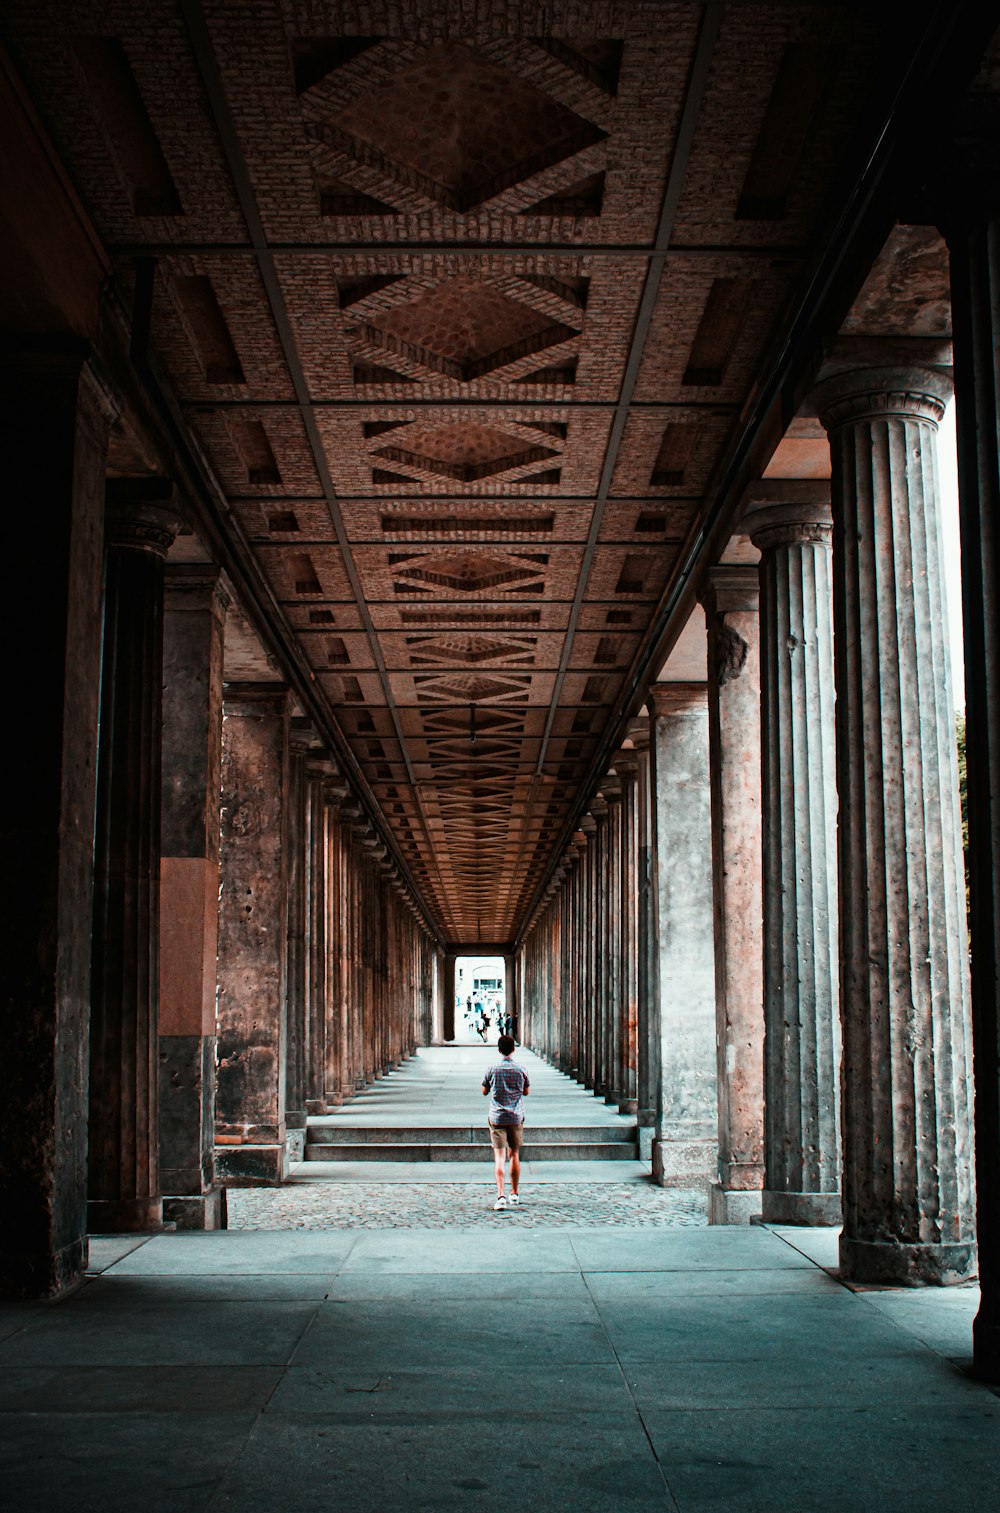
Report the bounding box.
[222,682,291,719]
[289,718,318,756]
[589,795,609,821]
[626,714,650,752]
[811,351,952,433]
[106,477,183,557]
[580,814,598,837]
[598,773,622,804]
[699,564,759,617]
[742,481,833,552]
[611,749,638,779]
[164,561,233,620]
[647,681,707,718]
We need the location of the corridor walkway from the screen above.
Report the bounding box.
[1,1224,995,1512]
[230,1045,709,1229]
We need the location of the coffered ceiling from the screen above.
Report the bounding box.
[2,1,945,943]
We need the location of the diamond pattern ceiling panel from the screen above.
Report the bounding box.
[3,0,898,941]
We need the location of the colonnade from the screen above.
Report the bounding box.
[520,346,985,1307]
[2,359,439,1291]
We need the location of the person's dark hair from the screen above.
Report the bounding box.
[498,1034,515,1055]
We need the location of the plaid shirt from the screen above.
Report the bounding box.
[483,1057,530,1126]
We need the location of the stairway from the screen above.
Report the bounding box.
[305,1122,639,1162]
[303,1045,641,1165]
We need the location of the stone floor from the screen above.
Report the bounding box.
[229,1178,709,1228]
[236,1044,691,1227]
[1,1226,996,1512]
[3,1052,996,1510]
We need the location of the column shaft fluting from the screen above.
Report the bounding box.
[0,354,114,1295]
[948,208,1000,1364]
[89,482,180,1232]
[746,490,841,1225]
[648,684,717,1188]
[215,684,292,1185]
[159,563,228,1230]
[815,362,976,1284]
[702,568,765,1222]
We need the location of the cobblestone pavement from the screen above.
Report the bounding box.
[227,1181,709,1229]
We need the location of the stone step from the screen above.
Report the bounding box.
[303,1140,640,1163]
[305,1123,636,1145]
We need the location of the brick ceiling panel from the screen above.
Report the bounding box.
[0,0,937,942]
[598,499,697,544]
[671,6,886,247]
[609,411,734,498]
[237,499,341,542]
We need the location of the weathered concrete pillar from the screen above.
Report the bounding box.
[283,721,312,1146]
[589,796,610,1097]
[632,718,657,1157]
[701,567,765,1222]
[612,751,640,1114]
[580,814,598,1088]
[503,953,517,1035]
[319,776,350,1105]
[159,563,229,1230]
[745,486,841,1226]
[88,480,181,1233]
[215,683,292,1184]
[600,776,623,1105]
[814,359,975,1284]
[0,351,115,1295]
[443,954,456,1043]
[947,199,1000,1364]
[647,685,717,1187]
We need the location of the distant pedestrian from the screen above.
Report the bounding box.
[482,1034,530,1210]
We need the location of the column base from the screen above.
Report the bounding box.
[762,1189,842,1226]
[286,1129,306,1163]
[709,1183,762,1225]
[839,1234,977,1286]
[652,1137,716,1187]
[973,1312,1000,1381]
[286,1110,308,1129]
[618,1098,639,1116]
[162,1188,228,1230]
[638,1126,654,1163]
[0,1236,88,1300]
[88,1197,164,1234]
[214,1143,290,1186]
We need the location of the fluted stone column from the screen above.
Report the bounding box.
[947,198,1000,1366]
[744,486,841,1225]
[320,777,350,1105]
[589,797,610,1097]
[443,954,456,1044]
[0,352,115,1295]
[215,683,292,1185]
[648,684,717,1187]
[612,751,640,1114]
[632,719,657,1159]
[89,480,181,1232]
[159,563,229,1230]
[814,360,976,1285]
[701,567,765,1222]
[284,721,312,1147]
[600,775,623,1105]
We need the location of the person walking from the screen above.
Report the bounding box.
[482,1034,529,1211]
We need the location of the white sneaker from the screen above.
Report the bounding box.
[493,1195,508,1210]
[507,1193,520,1206]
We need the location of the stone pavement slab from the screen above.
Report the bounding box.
[1,1225,997,1513]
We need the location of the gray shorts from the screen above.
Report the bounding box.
[489,1122,524,1153]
